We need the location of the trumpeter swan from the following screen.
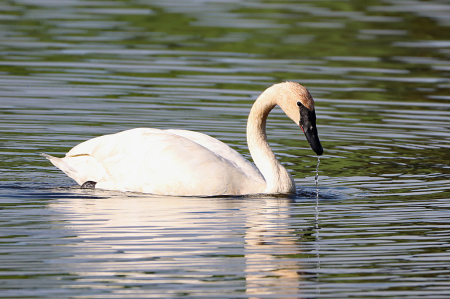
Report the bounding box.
[43,82,323,196]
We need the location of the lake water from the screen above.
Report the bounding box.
[1,0,450,298]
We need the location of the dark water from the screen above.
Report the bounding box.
[1,0,450,298]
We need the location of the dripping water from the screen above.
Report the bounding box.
[314,156,321,291]
[314,156,320,225]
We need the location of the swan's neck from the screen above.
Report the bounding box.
[247,88,295,194]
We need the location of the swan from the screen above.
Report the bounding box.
[43,82,323,196]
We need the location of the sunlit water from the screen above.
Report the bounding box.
[1,0,450,298]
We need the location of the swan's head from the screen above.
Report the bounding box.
[277,82,324,156]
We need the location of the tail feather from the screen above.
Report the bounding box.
[42,153,108,185]
[41,153,81,184]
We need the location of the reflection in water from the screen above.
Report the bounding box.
[244,198,302,297]
[48,192,312,297]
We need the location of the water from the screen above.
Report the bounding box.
[315,156,321,224]
[1,0,450,297]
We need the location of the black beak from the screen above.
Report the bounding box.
[299,104,324,156]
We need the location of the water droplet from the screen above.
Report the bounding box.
[315,156,320,226]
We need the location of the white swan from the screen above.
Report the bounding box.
[43,82,323,196]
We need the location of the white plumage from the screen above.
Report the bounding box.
[44,82,323,196]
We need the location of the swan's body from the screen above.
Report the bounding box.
[44,82,323,196]
[44,128,267,195]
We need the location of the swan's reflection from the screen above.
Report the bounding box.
[243,198,304,297]
[49,190,312,296]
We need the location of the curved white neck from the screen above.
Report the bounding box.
[246,87,295,194]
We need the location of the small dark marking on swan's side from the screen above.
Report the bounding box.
[68,154,90,158]
[81,181,97,189]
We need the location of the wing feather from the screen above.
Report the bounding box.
[47,128,266,196]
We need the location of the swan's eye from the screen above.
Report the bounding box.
[297,101,301,107]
